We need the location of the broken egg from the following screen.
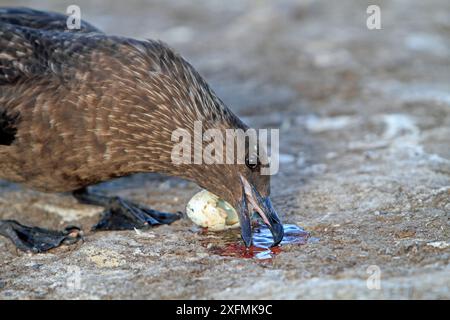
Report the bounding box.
[186,190,240,231]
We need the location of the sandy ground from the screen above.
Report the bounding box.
[0,0,449,299]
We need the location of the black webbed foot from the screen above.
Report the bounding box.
[92,196,182,231]
[73,188,182,231]
[0,220,82,253]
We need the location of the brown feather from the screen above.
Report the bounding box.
[0,8,266,207]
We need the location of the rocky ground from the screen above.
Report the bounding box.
[0,0,449,299]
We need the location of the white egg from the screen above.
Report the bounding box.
[186,190,240,231]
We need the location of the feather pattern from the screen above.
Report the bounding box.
[0,8,254,205]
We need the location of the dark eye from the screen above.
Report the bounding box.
[245,155,259,170]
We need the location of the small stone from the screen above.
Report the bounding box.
[427,241,450,249]
[395,229,416,239]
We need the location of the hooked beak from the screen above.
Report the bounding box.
[237,175,284,248]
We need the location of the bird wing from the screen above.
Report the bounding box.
[0,7,103,85]
[0,7,106,146]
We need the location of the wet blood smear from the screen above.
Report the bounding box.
[211,224,309,260]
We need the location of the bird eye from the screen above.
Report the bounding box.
[245,155,259,170]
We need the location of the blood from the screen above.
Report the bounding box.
[209,224,309,260]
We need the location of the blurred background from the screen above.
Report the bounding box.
[0,0,449,299]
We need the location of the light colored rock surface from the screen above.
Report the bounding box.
[0,0,449,299]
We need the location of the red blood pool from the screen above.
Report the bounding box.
[209,224,309,260]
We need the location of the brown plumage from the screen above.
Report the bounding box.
[0,7,283,252]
